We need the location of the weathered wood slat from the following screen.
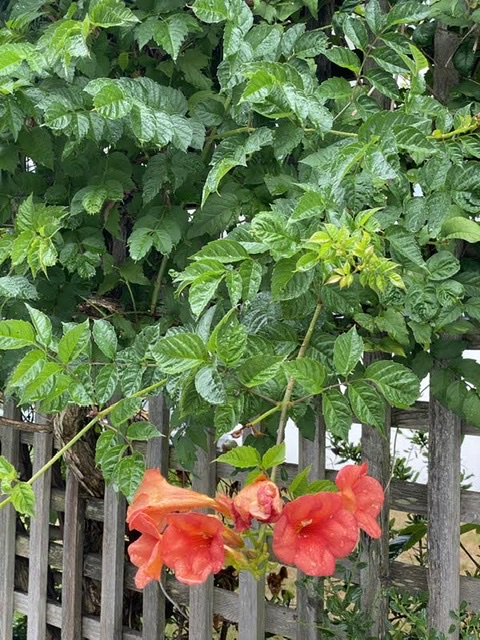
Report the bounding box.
[27,428,53,640]
[189,434,216,640]
[360,353,391,638]
[238,570,265,639]
[392,401,480,436]
[0,400,21,640]
[296,409,326,640]
[142,395,170,640]
[428,392,462,638]
[61,472,85,640]
[100,485,126,637]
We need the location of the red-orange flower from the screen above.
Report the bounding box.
[335,463,384,539]
[126,469,222,532]
[128,513,164,588]
[272,493,358,576]
[162,513,226,585]
[232,474,284,532]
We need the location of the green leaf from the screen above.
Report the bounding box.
[152,14,200,62]
[365,0,385,33]
[127,422,161,441]
[152,333,208,374]
[93,319,118,360]
[324,47,361,73]
[0,277,37,300]
[8,350,45,388]
[0,320,35,350]
[192,0,231,22]
[283,358,326,394]
[0,455,18,482]
[189,273,224,317]
[289,465,312,498]
[90,0,139,28]
[348,381,386,430]
[195,365,226,404]
[271,257,313,301]
[216,445,262,469]
[426,251,461,281]
[364,68,400,100]
[113,452,146,501]
[365,361,420,409]
[441,217,480,243]
[261,443,285,470]
[95,364,118,405]
[225,270,243,307]
[110,397,142,427]
[333,327,364,376]
[58,321,90,364]
[10,482,35,517]
[213,316,248,366]
[93,83,132,120]
[463,391,480,428]
[343,16,368,51]
[239,260,263,301]
[95,430,116,464]
[237,356,285,387]
[194,239,249,263]
[322,389,352,439]
[26,304,52,348]
[214,397,243,437]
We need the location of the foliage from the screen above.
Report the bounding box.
[0,0,479,510]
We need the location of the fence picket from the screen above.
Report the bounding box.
[142,395,170,640]
[0,400,21,640]
[428,393,461,638]
[239,525,266,640]
[189,433,216,640]
[360,353,391,639]
[61,472,85,640]
[27,427,54,640]
[296,410,326,640]
[100,485,126,637]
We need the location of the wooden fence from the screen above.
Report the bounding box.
[1,383,480,640]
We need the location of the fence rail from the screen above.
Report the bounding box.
[1,391,479,639]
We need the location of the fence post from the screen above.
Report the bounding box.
[296,410,326,639]
[427,394,461,638]
[360,353,391,639]
[61,472,85,640]
[142,394,170,640]
[100,485,126,637]
[0,400,21,640]
[189,432,216,640]
[27,419,54,640]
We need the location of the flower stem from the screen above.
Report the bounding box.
[271,302,322,482]
[0,377,167,512]
[150,254,169,316]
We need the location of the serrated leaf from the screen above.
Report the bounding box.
[0,320,35,350]
[127,422,161,441]
[10,482,35,516]
[216,445,262,469]
[0,455,17,481]
[95,364,118,404]
[365,360,420,409]
[426,252,460,281]
[214,317,248,366]
[26,304,52,347]
[152,333,208,374]
[58,321,90,363]
[110,397,142,427]
[283,358,326,394]
[189,273,224,317]
[93,83,132,120]
[239,260,263,301]
[0,276,37,301]
[348,381,385,430]
[92,319,118,360]
[9,349,45,388]
[225,270,243,307]
[152,14,200,62]
[195,365,226,404]
[289,465,312,498]
[322,389,352,439]
[194,240,249,263]
[324,47,361,73]
[261,442,285,470]
[90,0,139,27]
[237,355,285,387]
[113,452,146,501]
[333,327,364,376]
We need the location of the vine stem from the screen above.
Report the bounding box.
[0,377,167,512]
[150,254,169,316]
[270,301,322,482]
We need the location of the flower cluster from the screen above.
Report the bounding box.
[127,463,384,588]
